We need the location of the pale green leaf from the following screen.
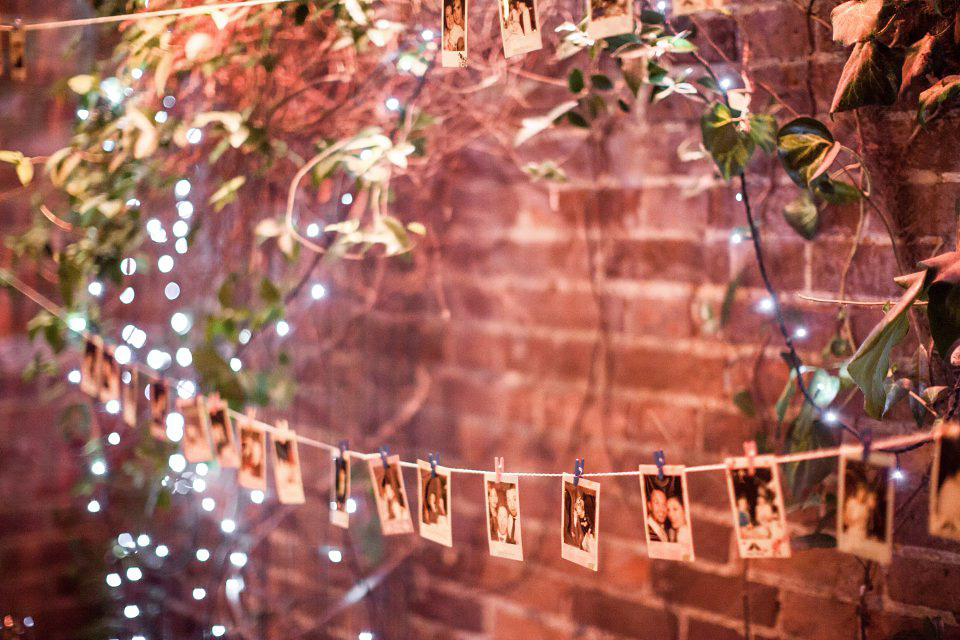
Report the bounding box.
[830,0,883,46]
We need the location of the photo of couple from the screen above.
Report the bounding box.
[238,420,267,491]
[484,473,523,561]
[271,423,305,505]
[331,453,350,528]
[368,455,414,535]
[80,336,101,397]
[561,475,600,571]
[208,396,239,468]
[839,452,894,564]
[639,465,695,562]
[497,0,541,58]
[931,423,960,541]
[725,456,791,558]
[418,460,452,547]
[179,395,212,464]
[586,0,632,39]
[441,0,468,67]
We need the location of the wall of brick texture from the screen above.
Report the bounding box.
[1,0,959,639]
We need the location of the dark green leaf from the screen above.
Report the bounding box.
[568,68,585,93]
[639,9,665,23]
[294,2,310,24]
[733,390,756,418]
[617,98,631,113]
[192,344,246,407]
[811,175,862,204]
[783,191,820,240]
[918,251,960,359]
[590,74,614,91]
[566,111,589,128]
[784,414,840,496]
[700,102,755,181]
[830,40,903,113]
[918,75,960,123]
[776,117,835,188]
[258,276,282,305]
[697,76,720,91]
[776,372,797,425]
[720,270,744,327]
[748,114,777,153]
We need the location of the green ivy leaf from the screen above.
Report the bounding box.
[568,68,585,93]
[811,175,861,204]
[701,102,755,181]
[917,75,960,123]
[733,390,756,418]
[590,74,614,91]
[830,0,883,46]
[209,176,246,212]
[748,114,777,153]
[566,111,589,128]
[848,271,925,418]
[192,344,246,407]
[783,191,820,240]
[776,117,835,188]
[830,40,903,113]
[918,250,960,359]
[900,33,935,95]
[784,416,840,497]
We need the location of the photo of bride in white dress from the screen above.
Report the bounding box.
[497,0,542,58]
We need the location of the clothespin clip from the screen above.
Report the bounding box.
[743,440,757,475]
[11,19,26,82]
[379,446,390,470]
[276,418,289,432]
[494,456,504,483]
[428,452,439,478]
[573,458,585,487]
[653,449,666,481]
[338,439,348,460]
[244,407,257,425]
[861,428,872,464]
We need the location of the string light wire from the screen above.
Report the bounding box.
[0,268,938,479]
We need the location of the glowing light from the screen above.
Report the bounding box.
[137,534,151,547]
[196,462,209,476]
[720,77,733,90]
[186,128,203,144]
[171,220,189,239]
[155,110,169,123]
[119,287,136,304]
[358,632,374,640]
[328,549,342,563]
[192,477,206,492]
[729,231,743,245]
[162,95,176,109]
[121,258,137,275]
[131,67,143,80]
[225,577,244,595]
[175,237,189,254]
[114,345,131,364]
[171,312,191,335]
[166,412,185,441]
[107,432,121,445]
[385,97,400,111]
[155,544,169,558]
[193,587,207,600]
[398,58,412,72]
[87,499,101,513]
[306,223,320,237]
[122,325,146,348]
[238,329,252,344]
[735,192,744,202]
[250,489,264,504]
[177,380,196,399]
[311,283,327,300]
[230,357,242,372]
[105,400,120,414]
[21,618,32,629]
[88,281,104,297]
[91,459,107,476]
[126,567,143,581]
[165,283,181,301]
[146,349,171,370]
[123,605,140,619]
[221,519,237,534]
[77,108,90,120]
[656,0,666,9]
[212,625,227,637]
[177,201,194,219]
[168,453,187,473]
[756,297,775,313]
[68,316,87,332]
[102,140,116,152]
[276,321,290,337]
[118,533,136,548]
[132,635,146,640]
[196,548,211,562]
[794,326,808,339]
[175,347,192,367]
[229,551,248,567]
[122,370,131,384]
[201,497,216,512]
[892,468,905,481]
[341,193,354,206]
[346,498,357,514]
[106,573,121,587]
[174,179,191,198]
[68,369,82,384]
[421,29,434,40]
[126,198,141,207]
[157,255,174,273]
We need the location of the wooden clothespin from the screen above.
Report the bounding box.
[653,449,666,481]
[494,456,504,483]
[743,440,757,475]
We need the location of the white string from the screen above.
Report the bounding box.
[0,0,301,32]
[0,269,939,479]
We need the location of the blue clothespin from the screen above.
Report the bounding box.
[573,458,585,486]
[653,449,666,481]
[861,428,872,463]
[379,446,389,470]
[338,440,348,460]
[428,452,439,477]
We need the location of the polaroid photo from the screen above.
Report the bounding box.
[497,0,542,58]
[368,455,414,535]
[11,28,26,82]
[98,346,121,404]
[725,456,791,559]
[331,452,351,528]
[178,395,213,464]
[149,379,169,440]
[672,0,724,16]
[208,397,239,468]
[441,0,468,68]
[639,465,695,562]
[271,426,305,505]
[838,451,895,564]
[561,474,600,570]
[80,336,102,396]
[238,419,268,491]
[121,366,139,428]
[586,0,633,40]
[931,422,960,541]
[484,473,524,561]
[417,460,453,547]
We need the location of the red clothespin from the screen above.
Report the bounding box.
[494,456,504,483]
[743,440,758,475]
[573,458,585,487]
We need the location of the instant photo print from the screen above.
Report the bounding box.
[179,395,213,464]
[331,452,351,528]
[561,474,600,571]
[149,379,169,441]
[441,0,468,67]
[238,419,268,491]
[417,459,453,547]
[930,422,960,541]
[838,451,894,564]
[639,464,695,562]
[272,424,305,505]
[368,455,414,535]
[208,397,239,469]
[497,0,542,58]
[484,472,524,561]
[725,455,791,559]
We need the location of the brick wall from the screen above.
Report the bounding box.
[1,1,960,639]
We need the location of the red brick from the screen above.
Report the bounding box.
[570,586,679,638]
[651,564,780,626]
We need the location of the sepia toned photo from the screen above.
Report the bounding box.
[121,366,138,428]
[368,455,414,535]
[838,452,894,564]
[80,336,102,396]
[497,0,542,58]
[178,395,212,464]
[483,472,523,561]
[639,464,695,562]
[98,346,121,404]
[441,0,468,68]
[561,474,600,570]
[672,0,724,16]
[238,420,267,491]
[149,379,169,441]
[208,398,239,469]
[417,460,452,547]
[930,422,960,541]
[586,0,632,40]
[725,455,791,559]
[331,452,351,528]
[271,425,305,505]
